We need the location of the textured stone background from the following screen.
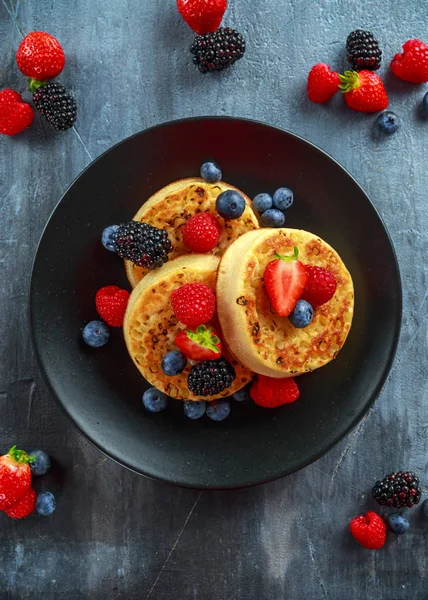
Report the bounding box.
[1,1,428,599]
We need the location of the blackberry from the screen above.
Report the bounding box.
[372,471,422,508]
[32,82,76,130]
[190,27,246,74]
[346,30,382,71]
[112,221,172,270]
[188,358,236,396]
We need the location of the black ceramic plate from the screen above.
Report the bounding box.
[30,117,402,489]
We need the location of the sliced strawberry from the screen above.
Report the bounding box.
[175,325,222,361]
[264,247,308,317]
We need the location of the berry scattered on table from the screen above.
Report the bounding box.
[0,446,34,511]
[216,189,246,220]
[184,400,207,420]
[0,89,34,136]
[253,193,273,214]
[391,39,428,83]
[82,320,110,348]
[307,64,340,104]
[301,265,337,307]
[177,0,227,35]
[372,471,422,508]
[289,299,314,328]
[346,30,382,71]
[273,188,294,211]
[200,161,222,183]
[190,27,246,74]
[182,212,221,253]
[32,81,77,131]
[161,350,188,376]
[250,376,300,408]
[232,389,250,402]
[16,31,65,80]
[171,282,216,327]
[101,225,119,252]
[350,511,386,550]
[376,111,401,135]
[387,514,410,535]
[175,325,222,361]
[29,450,51,477]
[95,285,130,327]
[112,221,173,270]
[206,399,231,421]
[188,358,236,396]
[264,247,308,317]
[5,488,37,519]
[36,491,56,516]
[261,209,285,228]
[339,70,388,113]
[142,388,169,412]
[421,499,428,519]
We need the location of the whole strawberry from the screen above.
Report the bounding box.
[350,511,386,550]
[182,212,221,253]
[391,39,428,83]
[95,285,130,327]
[177,0,227,35]
[307,64,340,104]
[16,31,65,80]
[0,89,34,136]
[4,488,37,519]
[301,266,337,307]
[171,282,215,327]
[250,376,300,408]
[0,446,34,511]
[339,70,388,113]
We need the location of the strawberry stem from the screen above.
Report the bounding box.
[338,71,360,93]
[274,246,299,262]
[28,78,48,94]
[186,325,221,353]
[8,446,35,464]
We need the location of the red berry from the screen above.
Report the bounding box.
[175,325,222,361]
[0,447,34,510]
[350,511,387,550]
[0,89,34,136]
[95,285,130,327]
[182,212,221,253]
[301,266,337,307]
[250,376,299,408]
[177,0,227,35]
[307,64,340,104]
[391,39,428,83]
[16,32,65,80]
[4,488,37,519]
[264,247,308,317]
[339,70,388,113]
[171,282,215,327]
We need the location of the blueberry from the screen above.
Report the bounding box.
[216,190,246,220]
[142,387,169,412]
[200,162,222,183]
[232,389,250,402]
[101,224,119,252]
[376,111,401,135]
[82,321,110,348]
[253,193,273,214]
[273,187,294,211]
[206,399,231,421]
[29,450,51,476]
[422,92,428,117]
[421,499,428,519]
[289,300,314,328]
[36,491,56,516]
[388,514,409,535]
[184,400,206,420]
[261,208,285,228]
[161,351,187,376]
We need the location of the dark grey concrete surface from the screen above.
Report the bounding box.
[1,1,427,598]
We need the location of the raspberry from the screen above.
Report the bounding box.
[307,64,340,104]
[171,282,215,327]
[250,376,299,408]
[372,471,422,508]
[391,39,428,83]
[346,30,382,71]
[5,488,37,519]
[16,31,65,80]
[113,221,172,270]
[350,511,386,550]
[95,285,130,327]
[0,89,34,136]
[301,266,337,307]
[187,358,235,396]
[182,212,221,253]
[177,0,227,35]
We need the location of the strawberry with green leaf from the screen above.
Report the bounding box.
[264,246,308,317]
[175,325,222,361]
[0,446,35,510]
